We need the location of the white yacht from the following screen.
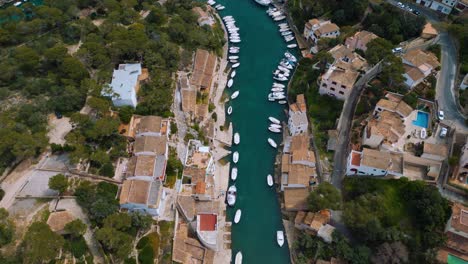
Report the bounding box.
[254,0,271,6]
[285,51,297,62]
[229,49,239,54]
[234,132,240,145]
[231,167,238,181]
[285,35,295,42]
[270,124,281,129]
[231,90,239,99]
[273,82,285,88]
[274,16,286,21]
[216,5,225,10]
[271,88,284,92]
[235,252,243,264]
[268,138,278,148]
[234,209,242,224]
[227,79,234,88]
[267,174,274,187]
[230,39,241,43]
[278,23,288,27]
[232,63,240,68]
[231,70,236,78]
[273,76,288,82]
[279,28,290,33]
[233,151,239,163]
[269,117,280,124]
[227,185,237,206]
[281,31,293,36]
[277,231,284,247]
[287,44,297,48]
[227,106,233,115]
[278,66,290,73]
[268,127,281,133]
[230,59,239,64]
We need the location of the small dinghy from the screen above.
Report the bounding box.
[231,70,236,78]
[269,117,280,124]
[235,252,243,264]
[227,185,237,206]
[233,151,239,163]
[227,106,233,115]
[277,231,284,247]
[231,167,238,181]
[229,56,239,60]
[270,124,281,129]
[268,126,281,133]
[231,90,239,99]
[227,79,234,88]
[234,132,240,145]
[234,209,242,224]
[278,100,288,105]
[287,44,297,48]
[232,63,240,68]
[267,174,274,187]
[268,138,277,148]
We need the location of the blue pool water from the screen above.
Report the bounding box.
[412,111,429,128]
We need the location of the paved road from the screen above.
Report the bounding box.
[387,0,467,132]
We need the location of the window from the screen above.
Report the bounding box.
[341,85,346,89]
[339,91,344,95]
[331,88,335,91]
[377,107,382,111]
[332,81,337,85]
[322,83,327,87]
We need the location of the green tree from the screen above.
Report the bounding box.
[14,46,40,72]
[22,222,65,263]
[48,174,69,194]
[0,208,14,246]
[118,106,134,124]
[64,219,87,238]
[307,182,342,212]
[365,38,393,65]
[380,55,405,87]
[103,213,132,231]
[99,162,115,177]
[96,227,133,259]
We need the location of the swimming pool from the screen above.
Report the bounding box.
[412,111,429,128]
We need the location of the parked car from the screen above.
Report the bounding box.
[412,10,420,15]
[438,110,445,120]
[392,47,403,54]
[55,111,63,119]
[440,127,448,138]
[397,2,404,8]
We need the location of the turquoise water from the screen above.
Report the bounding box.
[448,254,468,264]
[412,111,429,128]
[216,0,292,263]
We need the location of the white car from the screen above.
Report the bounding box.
[438,110,445,120]
[440,127,448,138]
[392,47,403,54]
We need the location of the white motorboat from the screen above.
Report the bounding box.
[233,151,239,163]
[271,92,285,97]
[234,209,242,224]
[214,4,221,9]
[274,16,286,21]
[231,70,236,78]
[279,28,290,32]
[270,124,281,129]
[278,66,290,73]
[208,0,216,5]
[281,31,293,36]
[268,138,278,148]
[235,252,242,264]
[285,35,295,42]
[231,90,239,99]
[273,82,285,88]
[254,0,271,6]
[421,128,427,139]
[273,76,288,82]
[216,6,225,10]
[227,106,233,115]
[232,63,240,68]
[229,49,239,54]
[271,88,284,92]
[227,185,237,206]
[231,167,238,180]
[268,126,281,133]
[277,231,284,247]
[230,59,239,64]
[269,117,280,124]
[268,97,276,102]
[230,39,241,43]
[234,132,240,144]
[267,174,274,187]
[278,100,288,105]
[269,93,285,100]
[229,56,239,60]
[280,60,294,69]
[285,51,297,62]
[278,23,288,27]
[287,44,297,48]
[227,79,234,88]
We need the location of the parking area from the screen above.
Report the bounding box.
[17,170,61,197]
[47,115,72,145]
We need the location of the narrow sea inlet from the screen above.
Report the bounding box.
[215,0,292,262]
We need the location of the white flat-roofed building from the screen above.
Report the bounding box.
[105,63,147,108]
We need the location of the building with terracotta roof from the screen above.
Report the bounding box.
[438,203,468,263]
[345,30,379,52]
[421,142,449,161]
[133,136,168,157]
[319,61,360,100]
[328,44,368,71]
[192,6,215,27]
[124,115,168,138]
[363,111,407,148]
[196,213,218,250]
[288,94,309,136]
[402,49,440,89]
[303,19,340,44]
[421,22,438,39]
[190,49,217,91]
[347,148,404,177]
[455,0,468,12]
[290,134,316,167]
[119,179,164,216]
[284,188,309,211]
[185,140,213,172]
[373,98,413,119]
[47,211,75,234]
[172,222,215,264]
[126,155,167,181]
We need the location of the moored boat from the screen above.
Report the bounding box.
[234,209,242,224]
[231,70,236,78]
[233,151,239,163]
[421,128,427,139]
[267,174,274,187]
[287,44,297,48]
[268,138,277,148]
[227,185,237,206]
[235,252,243,264]
[273,82,285,88]
[227,106,233,115]
[278,100,288,105]
[231,90,240,99]
[269,117,280,124]
[232,62,240,68]
[229,55,239,60]
[254,0,271,6]
[270,124,281,129]
[268,126,281,133]
[227,79,234,88]
[231,167,238,181]
[271,88,284,92]
[277,231,284,247]
[234,132,240,145]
